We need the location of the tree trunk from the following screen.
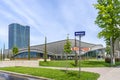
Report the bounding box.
[28,38,30,60]
[65,53,68,73]
[27,32,30,60]
[0,49,2,61]
[44,37,47,62]
[75,51,78,66]
[112,42,115,65]
[110,37,115,65]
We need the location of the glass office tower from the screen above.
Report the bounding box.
[9,23,30,49]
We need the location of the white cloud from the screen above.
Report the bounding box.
[0,0,105,48]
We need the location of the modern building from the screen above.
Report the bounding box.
[9,23,30,49]
[5,39,105,60]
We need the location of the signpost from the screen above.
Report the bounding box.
[74,31,85,78]
[75,31,85,36]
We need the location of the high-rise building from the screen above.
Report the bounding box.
[8,23,30,49]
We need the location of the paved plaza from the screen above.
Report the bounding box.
[82,67,120,80]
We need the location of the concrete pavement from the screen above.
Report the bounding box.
[97,67,120,80]
[39,66,120,80]
[82,67,120,80]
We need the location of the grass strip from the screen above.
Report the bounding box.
[40,60,120,67]
[0,67,99,80]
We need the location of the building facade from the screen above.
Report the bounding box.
[9,23,30,49]
[5,39,105,60]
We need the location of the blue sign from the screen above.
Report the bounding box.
[75,31,85,36]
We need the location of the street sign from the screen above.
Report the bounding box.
[74,31,85,78]
[75,31,85,36]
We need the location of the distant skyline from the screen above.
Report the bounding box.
[0,0,105,49]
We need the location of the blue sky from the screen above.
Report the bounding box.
[0,0,105,49]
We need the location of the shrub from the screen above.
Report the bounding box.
[105,58,111,63]
[105,58,120,63]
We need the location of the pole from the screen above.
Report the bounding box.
[74,31,85,78]
[78,35,81,78]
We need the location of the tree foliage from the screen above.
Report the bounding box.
[64,36,72,54]
[94,0,120,65]
[12,46,19,55]
[105,45,110,54]
[94,0,120,44]
[64,35,72,72]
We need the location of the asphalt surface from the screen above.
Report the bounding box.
[0,70,50,80]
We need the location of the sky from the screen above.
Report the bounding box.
[0,0,105,49]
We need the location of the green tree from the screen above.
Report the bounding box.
[64,35,72,72]
[3,44,5,60]
[74,37,78,66]
[105,38,111,54]
[64,35,72,59]
[94,0,120,65]
[106,45,110,54]
[28,37,30,60]
[43,37,47,62]
[12,46,19,59]
[0,49,2,61]
[12,46,19,55]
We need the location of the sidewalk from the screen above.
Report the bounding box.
[39,66,120,80]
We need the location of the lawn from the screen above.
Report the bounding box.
[40,59,120,67]
[0,67,99,80]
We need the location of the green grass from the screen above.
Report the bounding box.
[0,67,99,80]
[40,59,120,67]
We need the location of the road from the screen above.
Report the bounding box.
[0,71,49,80]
